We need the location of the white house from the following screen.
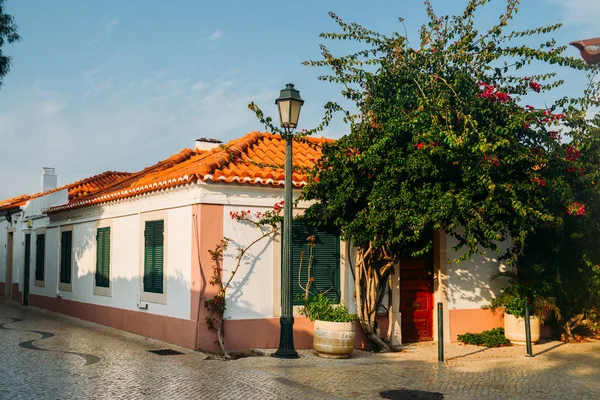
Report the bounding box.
[1,132,509,351]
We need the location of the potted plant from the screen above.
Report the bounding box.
[302,294,358,358]
[491,274,559,345]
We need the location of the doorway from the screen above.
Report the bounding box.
[5,232,14,298]
[399,258,434,342]
[23,233,31,305]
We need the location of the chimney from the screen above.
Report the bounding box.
[42,167,58,192]
[195,138,222,151]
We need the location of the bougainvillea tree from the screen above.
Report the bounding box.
[298,0,600,349]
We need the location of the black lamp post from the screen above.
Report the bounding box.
[274,83,304,359]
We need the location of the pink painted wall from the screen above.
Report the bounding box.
[192,203,225,352]
[30,294,197,348]
[449,308,504,341]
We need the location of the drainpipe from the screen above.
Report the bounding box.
[192,197,200,351]
[136,208,147,310]
[56,233,61,299]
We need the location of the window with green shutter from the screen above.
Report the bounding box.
[35,234,45,282]
[287,221,341,306]
[143,220,164,294]
[60,231,73,284]
[95,227,111,288]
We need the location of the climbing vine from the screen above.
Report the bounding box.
[204,202,283,358]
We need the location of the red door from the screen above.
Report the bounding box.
[399,259,433,342]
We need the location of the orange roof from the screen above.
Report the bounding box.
[50,131,332,212]
[0,194,32,210]
[0,171,132,212]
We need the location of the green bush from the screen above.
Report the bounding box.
[491,273,559,319]
[457,328,511,348]
[301,294,358,323]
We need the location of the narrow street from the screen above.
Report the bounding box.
[0,299,599,399]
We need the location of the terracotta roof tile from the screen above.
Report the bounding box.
[0,171,132,212]
[570,37,600,65]
[50,131,333,212]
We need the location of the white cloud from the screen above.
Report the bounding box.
[0,65,276,199]
[105,18,119,36]
[548,0,600,32]
[208,29,224,41]
[190,81,207,91]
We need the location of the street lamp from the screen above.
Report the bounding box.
[570,37,600,65]
[274,83,304,359]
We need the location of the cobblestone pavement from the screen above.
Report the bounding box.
[1,298,599,399]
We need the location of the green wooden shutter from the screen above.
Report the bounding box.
[95,227,110,288]
[60,231,72,284]
[35,234,45,281]
[24,234,31,271]
[310,226,341,303]
[288,221,341,305]
[144,220,164,294]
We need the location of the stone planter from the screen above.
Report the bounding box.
[504,313,540,345]
[313,320,355,358]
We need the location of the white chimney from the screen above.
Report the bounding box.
[195,138,222,151]
[42,167,57,192]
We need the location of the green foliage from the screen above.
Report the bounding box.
[491,270,559,318]
[302,294,357,323]
[249,0,600,350]
[457,328,511,347]
[300,0,600,265]
[515,190,600,334]
[0,0,20,87]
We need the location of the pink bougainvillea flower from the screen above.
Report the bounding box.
[529,81,541,93]
[566,146,581,162]
[567,202,586,216]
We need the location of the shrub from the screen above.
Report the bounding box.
[302,294,358,323]
[457,328,511,348]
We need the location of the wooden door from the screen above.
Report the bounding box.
[399,259,433,341]
[5,232,13,298]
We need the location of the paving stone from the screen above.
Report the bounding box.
[1,298,599,399]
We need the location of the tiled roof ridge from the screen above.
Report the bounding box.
[196,131,262,175]
[49,131,334,213]
[50,148,201,209]
[0,170,133,211]
[30,170,132,199]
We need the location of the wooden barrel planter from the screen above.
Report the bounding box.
[313,320,355,358]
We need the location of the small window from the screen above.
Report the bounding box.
[288,221,341,306]
[60,231,73,284]
[143,220,164,294]
[35,234,46,282]
[95,227,111,288]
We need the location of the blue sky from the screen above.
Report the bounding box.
[0,0,598,199]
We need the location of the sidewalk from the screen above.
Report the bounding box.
[1,298,599,399]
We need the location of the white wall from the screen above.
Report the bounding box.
[0,213,27,292]
[37,182,340,324]
[22,190,68,219]
[37,197,193,320]
[0,218,6,283]
[222,205,275,320]
[445,233,510,310]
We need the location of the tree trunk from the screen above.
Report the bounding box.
[354,244,394,352]
[217,318,231,359]
[561,312,590,342]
